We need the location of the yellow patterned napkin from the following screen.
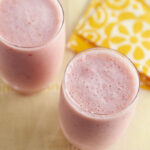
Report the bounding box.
[68,0,150,89]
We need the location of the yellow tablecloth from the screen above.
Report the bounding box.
[0,0,150,150]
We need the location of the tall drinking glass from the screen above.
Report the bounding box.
[0,0,65,93]
[59,48,139,150]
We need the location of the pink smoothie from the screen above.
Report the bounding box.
[59,48,139,150]
[0,0,65,93]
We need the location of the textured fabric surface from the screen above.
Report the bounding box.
[68,0,150,89]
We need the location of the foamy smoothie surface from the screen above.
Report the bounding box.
[0,0,62,47]
[65,49,139,115]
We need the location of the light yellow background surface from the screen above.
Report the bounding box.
[0,0,150,150]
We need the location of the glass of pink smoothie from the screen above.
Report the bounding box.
[0,0,65,93]
[59,48,139,150]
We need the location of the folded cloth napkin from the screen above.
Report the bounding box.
[67,0,150,90]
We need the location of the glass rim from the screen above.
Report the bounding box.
[62,47,140,119]
[0,0,64,51]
